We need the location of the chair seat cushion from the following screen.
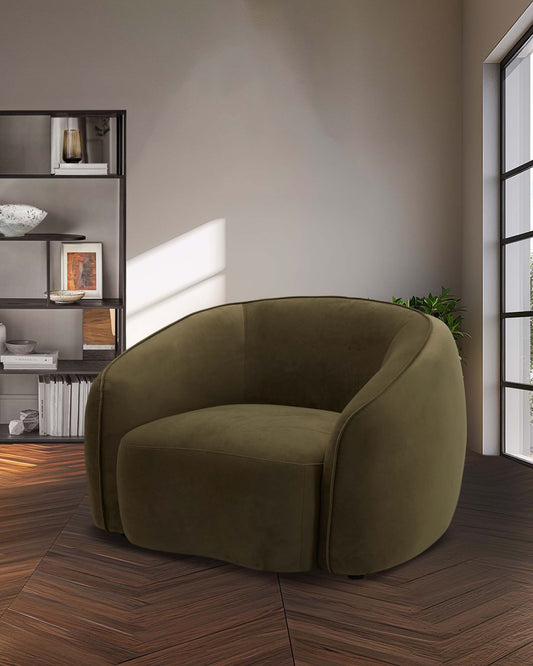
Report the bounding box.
[117,404,339,571]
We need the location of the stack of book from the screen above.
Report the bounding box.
[1,351,58,371]
[38,375,94,437]
[53,162,108,176]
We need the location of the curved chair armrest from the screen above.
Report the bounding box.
[319,315,467,575]
[85,303,245,532]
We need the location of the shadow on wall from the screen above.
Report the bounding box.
[126,218,226,347]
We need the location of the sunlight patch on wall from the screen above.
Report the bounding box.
[126,219,226,347]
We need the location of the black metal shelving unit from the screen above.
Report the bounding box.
[0,109,126,444]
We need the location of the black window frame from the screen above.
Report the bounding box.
[500,24,533,466]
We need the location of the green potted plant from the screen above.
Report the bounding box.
[392,287,470,359]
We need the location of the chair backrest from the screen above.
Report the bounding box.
[242,297,426,412]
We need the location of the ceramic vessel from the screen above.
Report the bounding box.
[5,340,37,354]
[20,409,39,433]
[0,204,48,237]
[48,290,86,303]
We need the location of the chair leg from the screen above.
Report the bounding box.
[347,574,365,579]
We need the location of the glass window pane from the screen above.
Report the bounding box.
[505,317,533,384]
[504,169,533,237]
[504,238,533,312]
[504,34,533,171]
[504,387,533,461]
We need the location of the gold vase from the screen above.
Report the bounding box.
[62,129,82,163]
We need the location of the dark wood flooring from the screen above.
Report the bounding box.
[0,445,532,665]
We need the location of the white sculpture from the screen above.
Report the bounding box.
[8,419,24,436]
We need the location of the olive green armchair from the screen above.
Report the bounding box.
[85,297,466,576]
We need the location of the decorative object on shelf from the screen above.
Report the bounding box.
[86,115,115,169]
[8,419,24,436]
[61,242,103,299]
[47,289,85,304]
[5,340,37,354]
[0,204,47,237]
[1,349,58,370]
[51,117,82,171]
[20,409,39,432]
[51,115,117,173]
[83,309,116,360]
[62,128,82,163]
[0,322,5,354]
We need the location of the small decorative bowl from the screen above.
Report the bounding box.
[5,340,37,354]
[48,290,86,303]
[0,204,48,237]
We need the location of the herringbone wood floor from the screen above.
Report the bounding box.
[0,445,532,665]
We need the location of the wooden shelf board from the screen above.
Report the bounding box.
[0,425,83,443]
[0,359,110,375]
[0,233,86,242]
[0,298,123,310]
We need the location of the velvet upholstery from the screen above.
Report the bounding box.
[118,404,337,571]
[85,296,467,575]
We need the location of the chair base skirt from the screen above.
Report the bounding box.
[116,438,323,573]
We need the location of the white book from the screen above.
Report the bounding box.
[3,363,58,371]
[82,344,115,350]
[55,376,62,437]
[57,375,66,437]
[44,376,51,436]
[55,162,108,169]
[70,376,80,436]
[38,376,45,436]
[0,351,59,365]
[57,169,108,174]
[56,167,109,171]
[63,377,71,437]
[53,167,107,175]
[78,376,86,437]
[54,375,62,437]
[49,377,56,437]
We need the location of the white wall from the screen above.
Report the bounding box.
[0,1,462,403]
[462,0,533,453]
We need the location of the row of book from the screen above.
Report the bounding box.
[38,375,94,437]
[1,351,58,371]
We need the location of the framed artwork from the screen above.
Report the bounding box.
[61,242,103,299]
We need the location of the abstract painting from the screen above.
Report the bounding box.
[61,242,102,298]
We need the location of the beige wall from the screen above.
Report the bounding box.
[3,0,533,452]
[0,2,463,404]
[462,0,533,453]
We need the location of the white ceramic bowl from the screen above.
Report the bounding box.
[5,340,37,354]
[0,204,48,237]
[48,290,86,303]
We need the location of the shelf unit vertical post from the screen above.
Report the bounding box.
[45,239,51,306]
